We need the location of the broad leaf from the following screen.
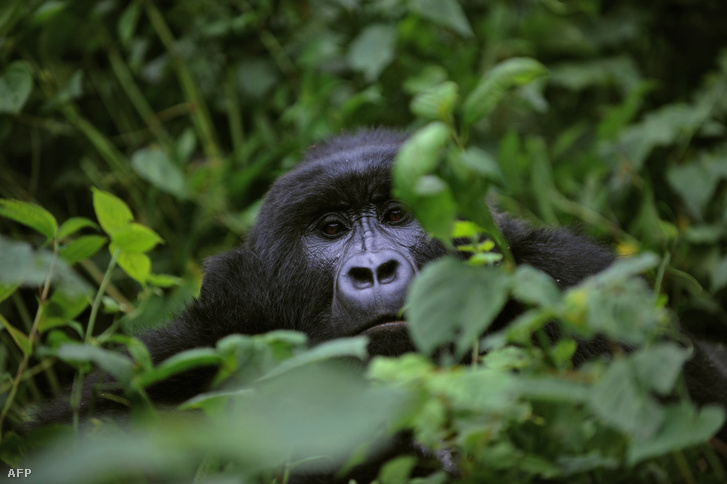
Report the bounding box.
[0,314,32,355]
[113,247,151,285]
[92,188,133,236]
[59,235,107,264]
[111,223,163,253]
[0,283,19,304]
[512,265,561,308]
[589,357,663,440]
[407,257,510,356]
[393,122,450,188]
[410,81,459,121]
[463,57,547,127]
[627,403,725,464]
[0,198,57,240]
[38,289,90,333]
[0,60,33,113]
[131,147,188,199]
[348,24,396,81]
[139,348,223,387]
[258,337,369,382]
[409,0,473,38]
[57,217,99,240]
[0,236,91,295]
[55,343,134,384]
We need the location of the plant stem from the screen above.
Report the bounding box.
[71,247,121,431]
[85,248,121,343]
[471,338,479,368]
[0,242,58,441]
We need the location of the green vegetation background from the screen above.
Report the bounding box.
[1,0,727,483]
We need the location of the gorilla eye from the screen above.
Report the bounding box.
[387,210,402,222]
[384,206,407,224]
[322,222,344,236]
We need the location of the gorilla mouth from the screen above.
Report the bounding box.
[359,315,407,335]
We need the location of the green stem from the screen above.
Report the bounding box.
[85,247,121,344]
[71,247,120,431]
[225,66,245,161]
[672,450,696,484]
[143,0,220,161]
[654,251,670,294]
[0,242,58,441]
[471,338,479,368]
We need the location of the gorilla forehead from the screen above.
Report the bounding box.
[246,130,408,255]
[260,145,400,225]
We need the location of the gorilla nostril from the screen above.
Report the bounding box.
[349,267,374,289]
[377,260,399,284]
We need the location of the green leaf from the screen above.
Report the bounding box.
[393,122,450,185]
[610,102,711,171]
[589,357,664,440]
[180,388,254,413]
[410,177,457,240]
[451,221,485,239]
[138,348,223,388]
[111,223,163,253]
[410,81,459,121]
[378,455,418,484]
[0,60,33,114]
[456,147,504,185]
[92,188,134,236]
[0,283,19,303]
[117,1,141,47]
[409,0,473,38]
[147,273,182,288]
[0,198,58,240]
[28,1,66,26]
[0,236,48,286]
[481,346,534,371]
[57,216,99,240]
[113,247,151,285]
[258,337,369,382]
[0,236,91,295]
[48,70,83,106]
[570,278,665,344]
[587,252,660,285]
[131,146,188,199]
[59,235,107,264]
[392,123,455,241]
[512,265,562,308]
[627,403,725,464]
[407,257,510,356]
[597,81,655,140]
[712,255,727,293]
[666,160,720,221]
[348,23,397,82]
[0,314,32,355]
[463,57,547,127]
[631,343,689,395]
[403,65,449,95]
[517,376,589,402]
[38,289,90,333]
[55,343,134,384]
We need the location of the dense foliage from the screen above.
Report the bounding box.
[1,0,727,482]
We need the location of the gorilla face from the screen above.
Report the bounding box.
[243,130,447,347]
[138,127,616,396]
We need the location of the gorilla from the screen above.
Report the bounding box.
[138,128,617,405]
[33,129,727,480]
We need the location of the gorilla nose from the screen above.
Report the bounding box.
[337,250,415,312]
[348,259,399,289]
